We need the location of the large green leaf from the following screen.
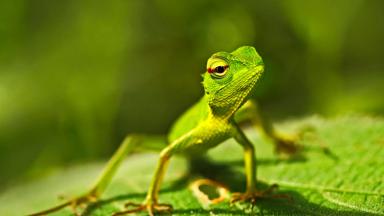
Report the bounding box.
[1,115,383,215]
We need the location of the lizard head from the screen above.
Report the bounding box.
[203,46,264,117]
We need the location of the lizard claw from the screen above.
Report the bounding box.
[112,200,173,216]
[230,184,292,206]
[28,191,99,216]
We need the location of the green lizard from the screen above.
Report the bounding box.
[30,46,298,216]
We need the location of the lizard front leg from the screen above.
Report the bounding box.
[28,135,166,216]
[229,121,289,205]
[112,147,173,216]
[112,131,196,216]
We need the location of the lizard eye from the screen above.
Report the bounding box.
[207,59,229,78]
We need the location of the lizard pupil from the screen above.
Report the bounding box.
[215,66,225,73]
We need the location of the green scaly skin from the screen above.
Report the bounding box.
[29,46,298,216]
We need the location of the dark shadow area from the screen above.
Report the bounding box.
[82,176,190,216]
[172,208,247,215]
[82,192,146,216]
[235,156,308,167]
[82,157,371,216]
[189,156,307,191]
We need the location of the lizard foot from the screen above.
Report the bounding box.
[230,184,291,206]
[28,190,99,216]
[274,134,301,155]
[112,201,173,216]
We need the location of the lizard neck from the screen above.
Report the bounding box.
[206,92,251,120]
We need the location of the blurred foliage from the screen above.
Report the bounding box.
[0,0,383,188]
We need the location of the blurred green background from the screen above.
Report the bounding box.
[1,0,383,189]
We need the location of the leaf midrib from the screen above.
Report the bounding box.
[261,178,383,196]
